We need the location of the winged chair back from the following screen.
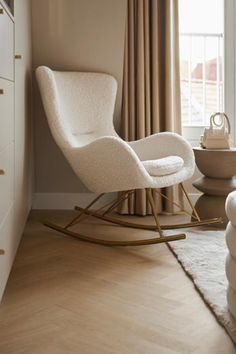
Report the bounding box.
[36,66,118,149]
[36,65,195,196]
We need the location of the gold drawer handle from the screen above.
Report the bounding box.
[0,89,4,95]
[0,250,5,255]
[0,169,5,175]
[0,8,3,14]
[15,55,22,60]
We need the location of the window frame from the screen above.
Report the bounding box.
[181,0,235,147]
[224,0,235,145]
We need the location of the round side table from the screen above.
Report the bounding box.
[193,147,236,226]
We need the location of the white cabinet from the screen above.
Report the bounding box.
[0,207,15,298]
[0,4,13,80]
[0,78,14,151]
[0,144,14,224]
[0,0,32,301]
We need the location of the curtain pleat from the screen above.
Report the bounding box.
[120,0,182,215]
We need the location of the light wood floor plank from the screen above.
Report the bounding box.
[0,210,235,354]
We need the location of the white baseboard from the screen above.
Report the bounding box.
[33,192,116,210]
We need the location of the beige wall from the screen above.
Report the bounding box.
[31,0,127,193]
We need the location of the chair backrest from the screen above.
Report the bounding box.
[36,66,118,149]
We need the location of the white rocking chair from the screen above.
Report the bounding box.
[36,66,221,246]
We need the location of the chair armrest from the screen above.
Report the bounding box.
[129,132,194,163]
[66,136,151,193]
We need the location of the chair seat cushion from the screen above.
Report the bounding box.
[142,156,184,177]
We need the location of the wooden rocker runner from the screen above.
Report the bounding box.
[36,66,222,247]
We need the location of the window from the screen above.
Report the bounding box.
[179,0,224,130]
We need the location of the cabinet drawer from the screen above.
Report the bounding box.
[0,78,14,151]
[0,144,14,226]
[0,5,14,81]
[0,206,16,299]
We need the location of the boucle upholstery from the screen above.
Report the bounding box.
[227,286,236,319]
[36,66,195,193]
[225,191,236,320]
[226,254,236,292]
[226,222,236,259]
[226,191,236,226]
[142,156,184,177]
[226,253,236,320]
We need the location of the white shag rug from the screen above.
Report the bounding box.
[168,228,236,343]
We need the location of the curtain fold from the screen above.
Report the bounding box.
[120,0,182,215]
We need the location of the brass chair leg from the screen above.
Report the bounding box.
[65,191,132,229]
[102,190,134,216]
[154,189,199,220]
[146,188,164,237]
[43,186,222,247]
[74,205,222,230]
[44,221,185,246]
[64,193,105,229]
[180,183,201,221]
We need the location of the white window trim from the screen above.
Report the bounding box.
[224,0,235,145]
[182,0,235,147]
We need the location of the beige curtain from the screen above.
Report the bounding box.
[120,0,182,215]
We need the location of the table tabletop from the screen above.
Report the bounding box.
[193,147,236,153]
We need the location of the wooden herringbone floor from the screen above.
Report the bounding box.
[0,210,235,354]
